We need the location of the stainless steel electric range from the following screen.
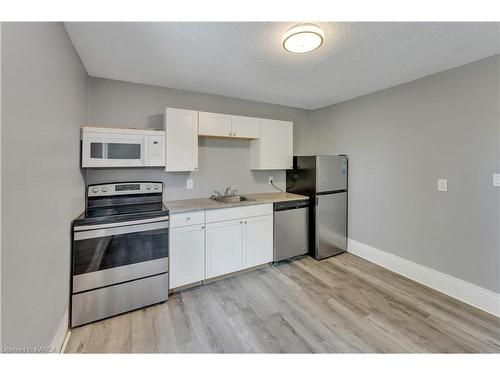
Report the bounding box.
[71,181,169,327]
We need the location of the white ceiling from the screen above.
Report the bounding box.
[65,22,500,110]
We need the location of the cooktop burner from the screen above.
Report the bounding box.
[74,182,168,227]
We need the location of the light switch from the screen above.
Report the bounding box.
[437,179,448,192]
[186,179,194,189]
[493,174,500,187]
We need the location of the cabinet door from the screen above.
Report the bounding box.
[169,224,205,289]
[231,116,260,139]
[165,108,198,171]
[199,112,232,137]
[205,219,243,279]
[243,215,273,269]
[250,119,293,170]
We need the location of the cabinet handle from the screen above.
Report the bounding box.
[240,221,243,224]
[201,226,205,229]
[186,217,191,220]
[244,221,247,224]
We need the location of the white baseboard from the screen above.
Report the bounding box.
[50,309,69,353]
[347,239,500,317]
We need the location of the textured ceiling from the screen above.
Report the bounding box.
[65,22,500,109]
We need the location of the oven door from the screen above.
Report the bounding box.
[81,132,147,168]
[72,217,169,293]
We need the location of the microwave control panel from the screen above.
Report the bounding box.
[148,135,166,166]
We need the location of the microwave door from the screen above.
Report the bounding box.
[82,134,147,167]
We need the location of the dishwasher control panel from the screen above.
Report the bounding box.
[274,199,310,212]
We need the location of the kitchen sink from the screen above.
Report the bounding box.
[211,195,255,203]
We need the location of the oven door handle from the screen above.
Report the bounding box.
[74,216,169,232]
[74,220,169,241]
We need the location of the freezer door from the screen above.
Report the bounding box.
[316,156,347,193]
[315,192,347,259]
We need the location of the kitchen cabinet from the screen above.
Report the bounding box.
[250,119,293,170]
[169,204,274,286]
[170,211,205,228]
[205,203,273,223]
[198,112,232,137]
[165,108,198,172]
[205,204,273,279]
[242,214,273,269]
[231,115,260,139]
[198,112,260,139]
[205,219,243,279]
[169,223,205,289]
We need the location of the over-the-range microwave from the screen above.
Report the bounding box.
[81,126,165,168]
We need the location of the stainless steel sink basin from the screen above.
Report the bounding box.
[211,195,255,203]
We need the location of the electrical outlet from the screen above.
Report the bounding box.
[437,178,448,192]
[186,179,194,189]
[268,176,274,184]
[493,173,500,187]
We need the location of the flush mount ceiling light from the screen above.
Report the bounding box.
[282,24,325,54]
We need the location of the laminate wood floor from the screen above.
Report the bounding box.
[65,253,500,353]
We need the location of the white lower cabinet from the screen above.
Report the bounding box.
[205,219,243,279]
[169,224,205,289]
[206,211,273,279]
[242,214,273,269]
[170,205,274,289]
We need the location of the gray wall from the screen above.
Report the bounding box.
[86,78,310,200]
[301,55,500,292]
[1,23,87,347]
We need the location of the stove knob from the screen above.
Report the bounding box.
[146,184,152,190]
[101,187,108,193]
[91,187,99,194]
[154,184,159,190]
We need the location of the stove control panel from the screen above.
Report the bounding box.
[88,182,163,197]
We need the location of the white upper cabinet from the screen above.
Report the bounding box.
[198,112,260,139]
[231,116,260,139]
[165,108,198,172]
[163,107,293,171]
[198,112,232,137]
[250,119,293,170]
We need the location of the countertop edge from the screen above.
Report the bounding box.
[165,193,309,214]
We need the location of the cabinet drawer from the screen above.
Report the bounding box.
[170,211,205,228]
[205,204,273,223]
[71,273,168,327]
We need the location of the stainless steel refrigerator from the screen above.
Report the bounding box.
[286,155,348,260]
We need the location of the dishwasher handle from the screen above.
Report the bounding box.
[274,199,310,212]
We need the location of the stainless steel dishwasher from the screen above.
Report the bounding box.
[273,199,309,261]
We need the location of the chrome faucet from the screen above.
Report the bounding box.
[224,187,235,196]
